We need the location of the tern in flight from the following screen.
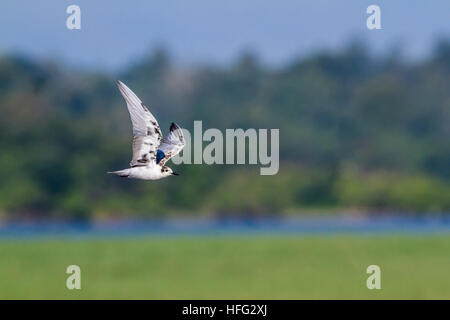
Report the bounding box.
[108,80,185,180]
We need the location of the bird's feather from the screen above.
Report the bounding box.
[158,122,185,166]
[116,80,162,167]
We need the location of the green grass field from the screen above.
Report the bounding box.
[0,235,450,299]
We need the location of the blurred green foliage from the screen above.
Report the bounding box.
[2,236,450,298]
[0,40,450,219]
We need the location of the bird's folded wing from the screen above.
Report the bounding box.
[158,122,185,166]
[116,80,162,167]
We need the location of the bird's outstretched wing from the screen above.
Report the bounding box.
[116,80,162,167]
[157,122,185,166]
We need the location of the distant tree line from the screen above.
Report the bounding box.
[0,40,449,219]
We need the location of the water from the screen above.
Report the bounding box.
[1,215,450,238]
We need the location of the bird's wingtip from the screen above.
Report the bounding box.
[170,122,180,131]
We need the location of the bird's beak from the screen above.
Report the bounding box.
[172,172,179,176]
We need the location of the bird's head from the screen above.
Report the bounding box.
[161,166,179,177]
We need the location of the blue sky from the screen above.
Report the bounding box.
[0,0,449,70]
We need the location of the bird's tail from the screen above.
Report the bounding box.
[107,169,130,178]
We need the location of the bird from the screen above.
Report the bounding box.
[108,80,185,180]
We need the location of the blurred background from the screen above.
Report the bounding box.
[0,0,450,299]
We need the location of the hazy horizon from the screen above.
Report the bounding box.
[0,0,449,70]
